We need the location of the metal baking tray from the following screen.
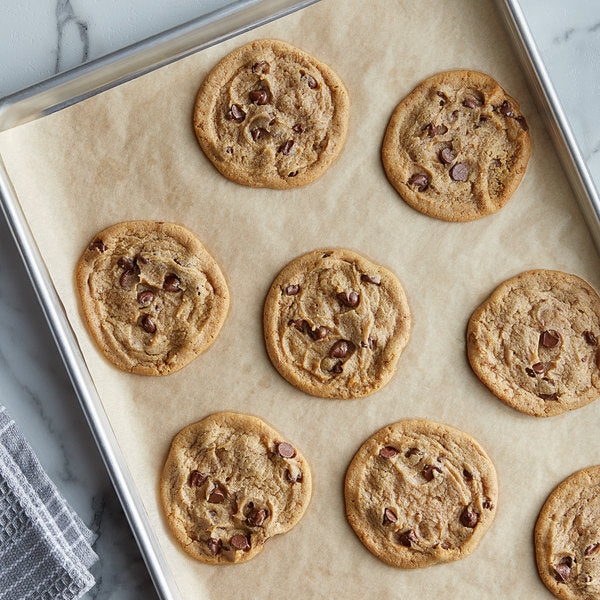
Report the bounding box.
[0,1,598,599]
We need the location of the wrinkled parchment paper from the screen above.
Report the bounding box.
[1,1,599,597]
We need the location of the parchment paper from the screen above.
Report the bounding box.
[1,1,599,597]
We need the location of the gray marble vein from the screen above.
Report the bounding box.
[55,0,90,73]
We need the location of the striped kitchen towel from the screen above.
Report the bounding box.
[0,406,98,600]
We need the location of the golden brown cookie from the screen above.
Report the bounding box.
[467,270,600,417]
[382,70,531,222]
[193,39,349,189]
[76,221,229,375]
[535,465,600,599]
[345,420,498,569]
[160,412,312,564]
[263,249,411,399]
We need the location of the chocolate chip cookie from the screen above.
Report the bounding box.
[263,249,411,399]
[535,465,600,599]
[382,70,531,222]
[160,412,312,564]
[193,39,349,189]
[76,221,229,375]
[467,270,600,417]
[345,420,497,569]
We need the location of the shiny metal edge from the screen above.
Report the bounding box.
[0,1,320,599]
[496,0,600,254]
[0,0,319,130]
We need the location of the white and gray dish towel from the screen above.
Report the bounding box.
[0,405,98,600]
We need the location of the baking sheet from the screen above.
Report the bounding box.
[1,0,599,597]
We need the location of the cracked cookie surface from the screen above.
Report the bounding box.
[535,465,600,600]
[467,270,600,417]
[76,221,229,375]
[344,420,497,569]
[263,249,411,399]
[193,38,349,189]
[382,70,531,222]
[160,412,312,564]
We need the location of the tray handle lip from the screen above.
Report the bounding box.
[496,0,600,253]
[0,0,320,132]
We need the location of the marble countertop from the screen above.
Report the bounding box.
[1,1,599,598]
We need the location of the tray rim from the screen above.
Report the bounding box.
[1,1,599,599]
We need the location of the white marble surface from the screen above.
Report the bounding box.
[0,1,599,598]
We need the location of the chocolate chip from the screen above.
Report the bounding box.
[120,270,135,289]
[437,91,448,105]
[383,508,397,525]
[230,534,250,551]
[440,147,455,165]
[516,116,528,131]
[449,110,459,122]
[361,274,381,285]
[482,499,494,510]
[463,469,473,481]
[292,124,304,134]
[330,361,343,374]
[309,325,328,340]
[277,442,295,458]
[230,104,245,122]
[463,97,479,109]
[337,291,360,308]
[189,470,207,487]
[292,319,307,332]
[532,362,546,375]
[207,538,222,555]
[405,447,422,458]
[247,507,268,527]
[554,562,571,583]
[423,465,442,481]
[249,90,269,105]
[91,241,106,252]
[499,101,514,117]
[479,114,491,122]
[288,171,298,177]
[450,163,469,181]
[460,507,479,528]
[379,446,398,459]
[360,338,376,350]
[136,253,149,265]
[163,274,181,292]
[398,529,418,547]
[284,284,299,295]
[538,393,557,400]
[118,257,134,271]
[208,485,226,504]
[278,140,294,155]
[428,123,440,137]
[526,368,536,377]
[585,543,599,556]
[251,127,265,141]
[286,468,302,483]
[252,60,270,74]
[137,290,154,306]
[584,331,597,346]
[408,173,429,191]
[306,75,317,89]
[141,315,156,334]
[541,330,561,348]
[329,340,350,359]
